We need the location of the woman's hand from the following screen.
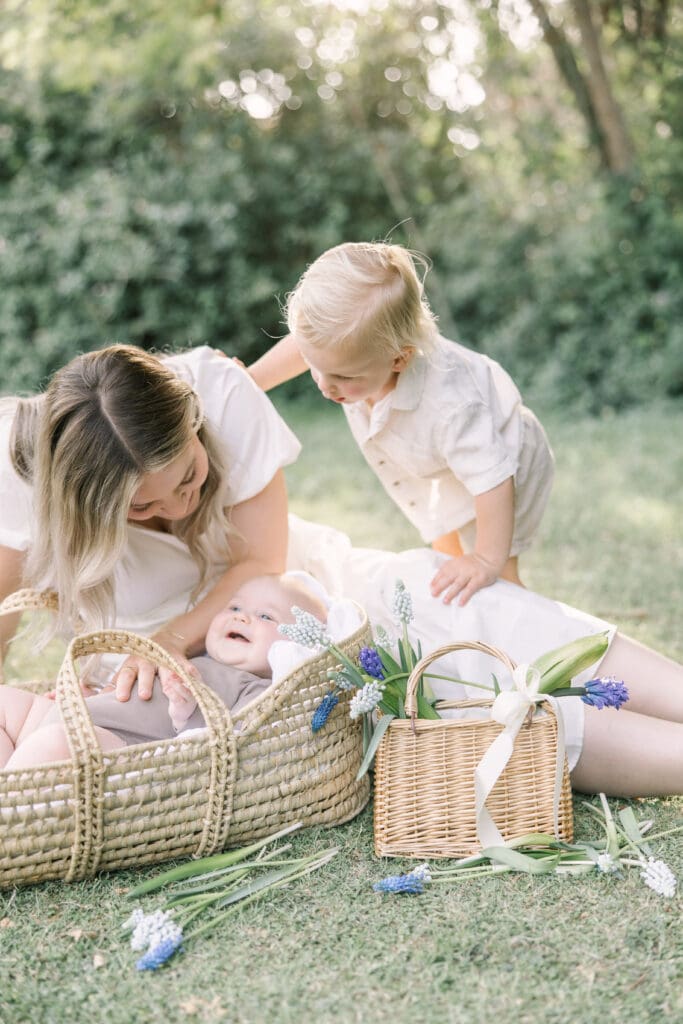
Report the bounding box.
[430,553,500,607]
[113,634,200,703]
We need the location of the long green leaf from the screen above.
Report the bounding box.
[356,713,395,779]
[126,822,303,897]
[376,644,402,676]
[479,846,560,874]
[618,805,653,856]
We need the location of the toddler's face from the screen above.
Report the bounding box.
[205,578,299,677]
[298,341,413,407]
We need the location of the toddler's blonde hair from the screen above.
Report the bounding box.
[285,242,437,359]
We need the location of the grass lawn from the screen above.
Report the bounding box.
[1,399,682,1024]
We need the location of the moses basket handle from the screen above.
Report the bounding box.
[404,641,517,721]
[0,587,59,617]
[59,629,237,878]
[0,589,60,684]
[0,589,237,878]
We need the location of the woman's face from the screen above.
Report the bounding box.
[127,435,209,523]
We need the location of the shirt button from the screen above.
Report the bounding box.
[409,501,416,507]
[378,460,385,466]
[393,481,400,487]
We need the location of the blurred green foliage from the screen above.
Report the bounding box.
[1,0,682,410]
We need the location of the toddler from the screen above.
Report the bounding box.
[248,242,554,606]
[1,574,327,770]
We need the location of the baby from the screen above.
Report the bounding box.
[1,574,327,770]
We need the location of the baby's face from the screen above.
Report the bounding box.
[205,578,300,677]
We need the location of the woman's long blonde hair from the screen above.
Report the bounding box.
[286,241,438,358]
[8,345,232,635]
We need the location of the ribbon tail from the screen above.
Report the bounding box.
[474,729,516,848]
[545,695,566,840]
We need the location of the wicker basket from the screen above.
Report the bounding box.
[373,641,573,859]
[0,590,371,888]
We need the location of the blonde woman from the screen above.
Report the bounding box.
[0,344,299,697]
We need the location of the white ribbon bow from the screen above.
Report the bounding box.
[491,664,541,731]
[474,664,565,848]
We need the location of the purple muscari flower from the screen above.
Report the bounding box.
[581,676,629,710]
[373,871,426,895]
[136,934,183,971]
[359,646,385,680]
[311,691,339,733]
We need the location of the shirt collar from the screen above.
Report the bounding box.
[345,351,429,439]
[389,350,428,411]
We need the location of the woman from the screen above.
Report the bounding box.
[1,343,682,797]
[0,344,299,696]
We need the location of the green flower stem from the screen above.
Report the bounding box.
[423,672,483,688]
[165,847,291,899]
[184,848,339,942]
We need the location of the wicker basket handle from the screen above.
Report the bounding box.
[0,588,59,617]
[404,641,517,720]
[0,589,60,685]
[56,629,236,881]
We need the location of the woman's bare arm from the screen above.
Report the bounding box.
[114,470,290,700]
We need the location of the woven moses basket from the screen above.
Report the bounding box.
[373,641,574,859]
[0,590,371,889]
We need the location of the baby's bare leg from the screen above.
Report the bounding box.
[0,686,55,767]
[571,705,683,796]
[4,721,125,770]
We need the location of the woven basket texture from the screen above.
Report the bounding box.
[373,641,573,859]
[0,590,371,888]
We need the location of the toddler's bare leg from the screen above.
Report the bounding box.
[571,705,683,796]
[500,555,523,587]
[0,687,54,767]
[4,721,125,770]
[432,530,464,558]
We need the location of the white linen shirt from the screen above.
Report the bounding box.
[0,347,302,641]
[342,335,554,547]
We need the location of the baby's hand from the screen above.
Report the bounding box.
[161,674,198,733]
[430,554,500,607]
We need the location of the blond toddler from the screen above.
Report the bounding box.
[249,241,554,605]
[1,574,327,770]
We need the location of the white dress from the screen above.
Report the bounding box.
[286,514,614,770]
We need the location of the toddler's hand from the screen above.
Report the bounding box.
[161,673,199,733]
[430,554,500,607]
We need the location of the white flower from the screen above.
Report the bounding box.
[597,852,618,874]
[278,607,331,648]
[349,681,385,719]
[392,580,413,626]
[410,863,432,883]
[329,669,356,692]
[640,857,677,898]
[129,908,183,953]
[373,624,394,647]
